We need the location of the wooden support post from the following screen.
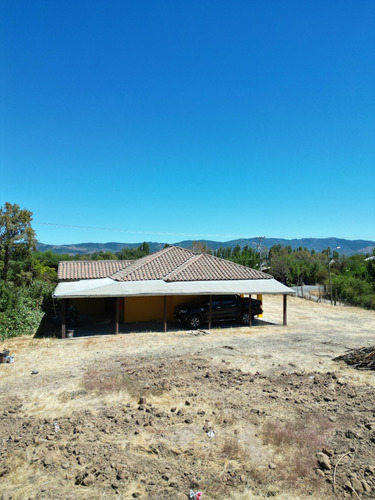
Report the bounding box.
[248,295,252,327]
[283,294,287,326]
[115,297,120,334]
[163,296,167,333]
[61,299,66,339]
[208,295,212,330]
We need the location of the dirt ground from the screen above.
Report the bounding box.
[1,295,375,500]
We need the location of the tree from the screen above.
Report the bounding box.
[0,202,36,282]
[191,241,212,254]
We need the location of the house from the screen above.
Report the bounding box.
[53,245,295,337]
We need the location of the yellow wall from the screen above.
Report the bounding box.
[123,295,199,322]
[69,295,208,323]
[257,294,263,318]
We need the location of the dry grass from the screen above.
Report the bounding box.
[261,413,335,485]
[1,296,375,499]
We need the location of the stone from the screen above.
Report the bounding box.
[316,452,331,471]
[361,480,372,493]
[344,481,354,492]
[82,474,95,486]
[350,477,364,493]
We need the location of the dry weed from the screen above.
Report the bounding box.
[221,437,244,460]
[83,366,144,398]
[261,413,335,487]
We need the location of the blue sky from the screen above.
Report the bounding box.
[1,0,374,245]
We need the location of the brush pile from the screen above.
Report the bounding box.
[334,346,375,370]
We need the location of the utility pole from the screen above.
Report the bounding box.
[253,236,266,270]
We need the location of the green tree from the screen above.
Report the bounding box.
[0,202,37,282]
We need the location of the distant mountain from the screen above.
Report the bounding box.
[36,237,375,257]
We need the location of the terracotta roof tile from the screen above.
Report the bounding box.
[111,246,272,282]
[58,260,132,281]
[111,246,195,282]
[164,252,272,281]
[57,246,273,283]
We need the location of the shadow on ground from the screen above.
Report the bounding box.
[34,316,277,339]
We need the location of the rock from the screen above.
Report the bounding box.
[361,480,372,493]
[365,466,374,475]
[345,430,359,439]
[43,455,53,467]
[316,452,331,471]
[82,474,95,486]
[350,477,364,493]
[344,481,354,492]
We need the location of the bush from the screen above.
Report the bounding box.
[0,280,54,341]
[332,274,374,309]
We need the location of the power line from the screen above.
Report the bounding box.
[35,221,260,240]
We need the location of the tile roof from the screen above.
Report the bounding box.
[111,246,196,282]
[58,260,133,281]
[164,252,271,282]
[57,246,273,283]
[111,246,272,282]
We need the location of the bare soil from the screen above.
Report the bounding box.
[1,295,375,500]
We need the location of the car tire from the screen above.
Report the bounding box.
[187,314,202,329]
[240,312,251,325]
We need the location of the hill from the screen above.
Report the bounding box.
[36,237,375,256]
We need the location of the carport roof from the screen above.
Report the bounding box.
[54,246,294,298]
[54,277,293,298]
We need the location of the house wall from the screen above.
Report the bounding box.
[68,295,206,324]
[123,295,198,322]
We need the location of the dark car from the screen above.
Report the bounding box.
[173,295,263,329]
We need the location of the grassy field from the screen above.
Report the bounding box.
[1,295,374,499]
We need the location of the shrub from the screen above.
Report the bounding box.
[0,280,54,341]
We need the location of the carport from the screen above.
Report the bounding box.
[53,246,295,337]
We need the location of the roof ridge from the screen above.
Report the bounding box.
[60,259,131,264]
[110,246,189,281]
[163,253,202,282]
